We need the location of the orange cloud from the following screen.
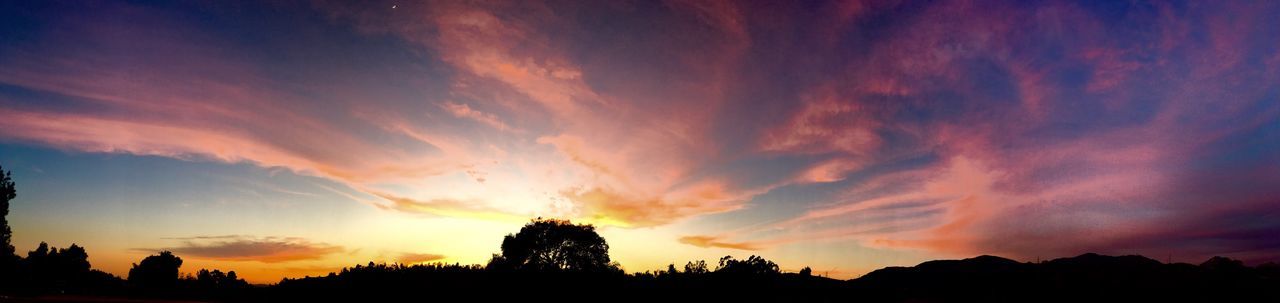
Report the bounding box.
[367,191,528,223]
[562,185,742,228]
[397,253,446,264]
[141,236,344,263]
[303,1,773,230]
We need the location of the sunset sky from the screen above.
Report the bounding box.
[1,1,1278,283]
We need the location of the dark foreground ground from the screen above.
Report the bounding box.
[4,253,1279,302]
[1,295,205,303]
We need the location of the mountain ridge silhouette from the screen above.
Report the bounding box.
[848,253,1280,302]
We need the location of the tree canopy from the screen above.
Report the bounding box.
[716,255,780,276]
[0,165,16,285]
[1,165,16,262]
[128,251,183,288]
[488,218,618,273]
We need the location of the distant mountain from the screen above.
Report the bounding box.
[850,253,1280,302]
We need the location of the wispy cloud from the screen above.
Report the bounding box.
[137,236,344,263]
[2,0,1278,265]
[368,191,528,223]
[440,102,514,132]
[677,235,761,251]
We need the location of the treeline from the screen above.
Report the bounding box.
[0,244,250,300]
[2,242,122,295]
[1,165,250,299]
[256,253,1280,302]
[265,218,834,301]
[267,254,833,301]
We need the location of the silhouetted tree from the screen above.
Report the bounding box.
[19,242,101,293]
[24,242,52,288]
[128,251,183,289]
[799,266,812,276]
[684,260,709,274]
[485,253,509,271]
[487,218,617,272]
[0,165,16,280]
[194,268,248,290]
[716,255,780,276]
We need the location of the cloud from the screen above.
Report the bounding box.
[678,235,761,251]
[0,0,777,230]
[317,1,772,228]
[138,236,344,263]
[3,0,1279,265]
[441,102,514,132]
[668,0,1280,263]
[759,87,881,156]
[397,253,446,264]
[0,2,522,225]
[562,185,742,228]
[368,191,528,223]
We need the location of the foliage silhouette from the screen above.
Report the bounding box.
[0,241,124,295]
[179,267,250,300]
[716,255,780,276]
[128,251,183,289]
[0,164,16,283]
[194,268,249,290]
[487,218,620,273]
[25,242,89,285]
[684,260,708,274]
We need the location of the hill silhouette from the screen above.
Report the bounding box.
[851,253,1280,302]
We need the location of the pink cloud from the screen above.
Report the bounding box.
[3,1,1277,265]
[759,87,882,156]
[441,102,514,132]
[674,1,1280,265]
[677,235,761,251]
[321,2,765,226]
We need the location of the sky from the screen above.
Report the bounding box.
[0,0,1278,283]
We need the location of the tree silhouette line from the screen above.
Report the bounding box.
[2,166,250,300]
[2,164,1280,302]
